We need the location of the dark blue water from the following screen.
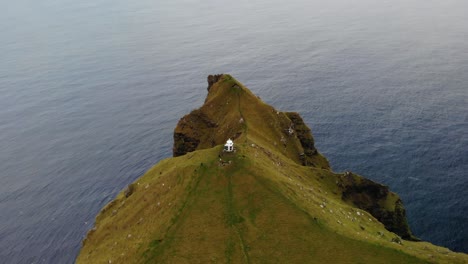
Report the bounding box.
[1,0,467,262]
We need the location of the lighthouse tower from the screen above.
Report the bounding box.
[224,139,234,152]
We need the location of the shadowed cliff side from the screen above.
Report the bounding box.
[339,172,419,241]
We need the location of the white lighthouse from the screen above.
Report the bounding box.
[224,139,234,152]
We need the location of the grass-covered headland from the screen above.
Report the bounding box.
[77,75,468,263]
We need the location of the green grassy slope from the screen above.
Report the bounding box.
[77,75,468,263]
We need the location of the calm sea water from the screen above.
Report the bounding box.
[1,0,467,262]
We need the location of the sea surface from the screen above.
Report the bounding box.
[1,0,467,262]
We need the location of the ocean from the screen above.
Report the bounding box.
[0,0,467,262]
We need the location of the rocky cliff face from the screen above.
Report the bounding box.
[207,74,223,91]
[173,110,215,157]
[285,112,319,166]
[339,172,418,241]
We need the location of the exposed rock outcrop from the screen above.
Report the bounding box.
[207,74,223,91]
[173,132,201,157]
[340,172,419,241]
[285,112,320,167]
[173,110,217,157]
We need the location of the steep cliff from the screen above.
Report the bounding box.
[339,172,418,241]
[77,75,468,264]
[173,74,330,170]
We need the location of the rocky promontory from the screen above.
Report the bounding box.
[77,75,468,264]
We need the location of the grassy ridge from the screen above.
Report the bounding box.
[77,146,435,263]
